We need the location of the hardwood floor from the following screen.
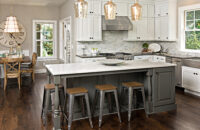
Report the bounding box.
[0,74,200,130]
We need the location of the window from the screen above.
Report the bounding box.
[185,10,200,50]
[33,20,57,59]
[179,4,200,52]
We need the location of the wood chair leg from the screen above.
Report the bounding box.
[4,77,7,91]
[18,77,21,90]
[32,72,35,82]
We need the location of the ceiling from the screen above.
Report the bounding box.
[0,0,67,6]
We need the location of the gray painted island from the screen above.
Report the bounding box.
[46,60,177,130]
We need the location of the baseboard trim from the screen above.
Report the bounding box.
[185,89,200,97]
[35,69,46,74]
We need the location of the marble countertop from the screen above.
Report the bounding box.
[46,60,176,76]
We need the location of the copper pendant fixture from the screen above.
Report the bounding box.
[104,0,117,20]
[74,0,88,18]
[131,0,142,21]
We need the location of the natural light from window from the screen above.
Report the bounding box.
[33,20,57,59]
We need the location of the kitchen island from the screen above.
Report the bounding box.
[46,60,176,130]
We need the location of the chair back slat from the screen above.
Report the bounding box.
[32,53,37,67]
[2,58,22,74]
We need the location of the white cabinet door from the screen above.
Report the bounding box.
[147,18,155,40]
[87,0,101,15]
[76,18,83,41]
[182,66,200,92]
[92,0,101,15]
[141,4,148,18]
[160,3,168,16]
[128,17,137,40]
[82,15,93,41]
[93,15,102,41]
[137,18,148,40]
[160,16,169,40]
[155,17,161,40]
[148,4,155,18]
[116,2,128,16]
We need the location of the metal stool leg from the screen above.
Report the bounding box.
[141,87,148,118]
[92,90,98,116]
[80,96,86,117]
[68,94,75,130]
[41,88,46,118]
[114,90,122,123]
[107,93,113,113]
[99,90,105,127]
[85,93,93,128]
[59,87,65,112]
[128,87,133,122]
[43,89,51,125]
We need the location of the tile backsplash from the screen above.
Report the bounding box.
[77,31,200,57]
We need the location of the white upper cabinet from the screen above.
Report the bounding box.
[115,2,128,16]
[87,0,101,15]
[148,4,155,18]
[154,0,177,41]
[102,1,128,16]
[76,0,102,41]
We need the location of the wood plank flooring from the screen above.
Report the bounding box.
[0,74,200,130]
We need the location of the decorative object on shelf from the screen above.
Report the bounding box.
[16,43,22,57]
[131,0,142,21]
[104,0,116,20]
[74,0,88,18]
[148,43,161,52]
[0,21,26,49]
[142,43,149,52]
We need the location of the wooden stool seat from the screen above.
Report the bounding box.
[66,87,88,94]
[44,84,63,90]
[96,84,117,91]
[122,81,143,88]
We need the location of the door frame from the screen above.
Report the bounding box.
[59,16,73,63]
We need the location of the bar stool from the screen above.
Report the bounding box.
[122,81,147,121]
[41,84,65,125]
[64,87,93,130]
[93,84,121,127]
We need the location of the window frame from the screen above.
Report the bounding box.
[33,20,57,60]
[179,4,200,53]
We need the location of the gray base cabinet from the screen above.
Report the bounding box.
[152,67,176,113]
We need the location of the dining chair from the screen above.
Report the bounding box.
[21,53,37,82]
[2,58,22,91]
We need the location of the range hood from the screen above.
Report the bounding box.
[102,16,133,31]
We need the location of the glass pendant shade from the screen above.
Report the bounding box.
[4,16,19,33]
[74,0,88,18]
[131,1,142,21]
[104,0,116,20]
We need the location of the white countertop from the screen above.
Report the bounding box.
[46,61,176,76]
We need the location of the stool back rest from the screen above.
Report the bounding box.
[2,58,22,75]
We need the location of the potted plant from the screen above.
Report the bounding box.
[142,43,149,52]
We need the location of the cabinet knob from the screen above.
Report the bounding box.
[166,13,168,15]
[166,37,168,39]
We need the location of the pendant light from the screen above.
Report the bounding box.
[104,0,116,20]
[74,0,88,18]
[131,0,142,21]
[4,16,19,33]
